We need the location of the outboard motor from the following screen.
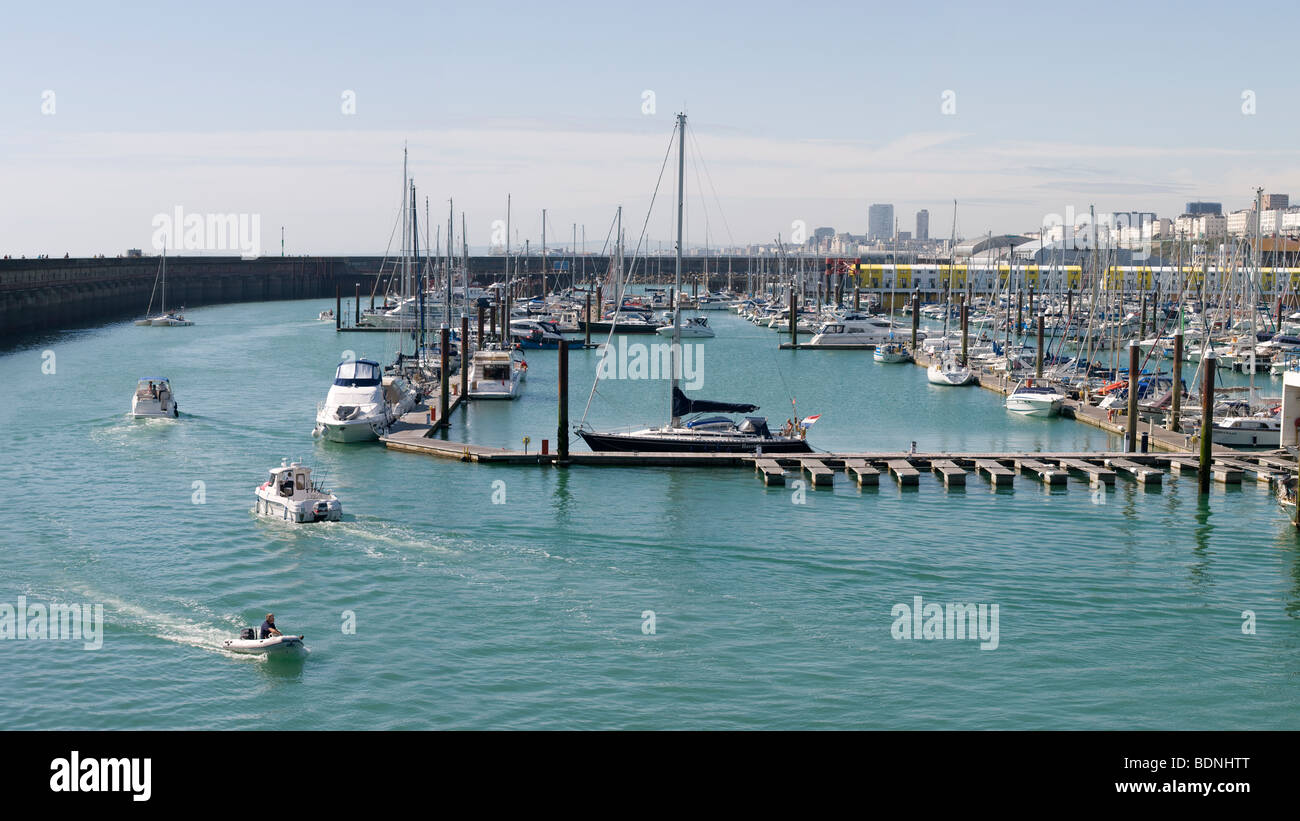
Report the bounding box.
[312,501,330,521]
[239,628,256,641]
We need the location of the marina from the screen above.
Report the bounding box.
[9,2,1300,750]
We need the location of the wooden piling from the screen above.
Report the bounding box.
[1127,340,1139,452]
[584,293,591,346]
[461,315,470,393]
[960,295,968,366]
[1199,352,1216,494]
[335,282,341,331]
[789,287,798,348]
[911,292,919,350]
[1036,314,1044,378]
[557,339,570,465]
[439,325,450,429]
[1169,330,1183,432]
[354,282,360,326]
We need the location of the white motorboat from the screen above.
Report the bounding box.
[656,316,715,338]
[131,377,179,418]
[318,309,335,321]
[223,629,306,655]
[807,317,924,348]
[313,359,414,442]
[927,352,976,386]
[1005,381,1066,416]
[467,348,527,399]
[873,339,911,363]
[254,460,342,522]
[1209,413,1280,447]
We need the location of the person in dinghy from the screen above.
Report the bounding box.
[260,613,302,641]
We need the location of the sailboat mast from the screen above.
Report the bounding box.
[670,112,686,427]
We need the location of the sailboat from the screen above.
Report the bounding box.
[134,246,193,326]
[874,234,910,363]
[575,113,811,454]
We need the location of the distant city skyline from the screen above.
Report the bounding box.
[4,1,1300,256]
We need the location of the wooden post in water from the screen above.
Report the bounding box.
[439,325,450,430]
[1126,340,1139,452]
[1199,352,1216,495]
[584,293,591,347]
[911,292,919,350]
[1067,288,1073,322]
[354,282,360,326]
[789,286,798,348]
[461,315,470,393]
[1029,286,1034,317]
[1169,330,1183,432]
[1016,289,1023,338]
[335,282,341,331]
[557,339,570,465]
[476,304,485,350]
[960,294,968,366]
[853,287,860,311]
[1036,314,1044,378]
[1140,292,1148,338]
[490,295,497,341]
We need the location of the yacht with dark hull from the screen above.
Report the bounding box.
[576,388,812,453]
[575,114,812,456]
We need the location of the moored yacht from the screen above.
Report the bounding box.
[927,351,976,386]
[467,348,527,399]
[313,358,415,442]
[656,316,715,338]
[1005,380,1066,416]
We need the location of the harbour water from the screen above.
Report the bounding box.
[3,300,1299,729]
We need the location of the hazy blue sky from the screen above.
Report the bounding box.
[3,0,1297,255]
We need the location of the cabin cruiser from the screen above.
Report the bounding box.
[1209,414,1281,448]
[656,316,715,338]
[254,460,342,522]
[927,351,976,386]
[467,347,527,399]
[807,316,925,348]
[131,377,180,418]
[1005,380,1066,416]
[509,318,566,349]
[313,359,416,442]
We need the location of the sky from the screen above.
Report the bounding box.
[2,0,1299,256]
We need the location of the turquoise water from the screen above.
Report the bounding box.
[3,300,1299,729]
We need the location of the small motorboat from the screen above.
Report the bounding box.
[873,340,911,363]
[1005,380,1066,416]
[318,309,335,321]
[223,628,306,655]
[656,316,715,338]
[467,347,527,400]
[131,377,180,418]
[255,460,342,522]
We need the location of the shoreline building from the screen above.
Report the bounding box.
[868,204,894,241]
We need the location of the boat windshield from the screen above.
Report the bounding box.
[334,360,381,386]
